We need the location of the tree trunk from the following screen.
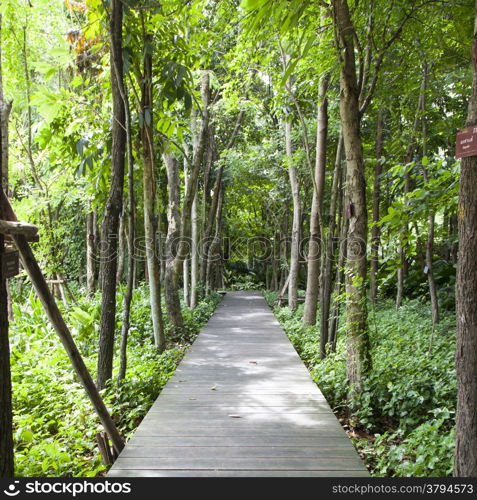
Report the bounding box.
[454,0,477,476]
[303,75,329,325]
[330,218,349,353]
[319,133,344,357]
[370,110,384,303]
[397,79,422,309]
[118,85,136,381]
[190,191,199,308]
[183,150,190,307]
[116,211,125,284]
[200,124,214,287]
[86,209,96,296]
[97,0,126,390]
[420,61,440,325]
[164,152,184,329]
[206,183,224,293]
[333,0,371,394]
[285,120,300,311]
[201,112,244,289]
[141,32,165,351]
[168,73,210,323]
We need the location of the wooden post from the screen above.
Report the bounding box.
[0,212,14,478]
[0,189,125,455]
[0,12,14,475]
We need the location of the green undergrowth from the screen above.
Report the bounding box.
[9,282,220,477]
[264,290,456,477]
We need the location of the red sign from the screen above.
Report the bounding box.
[456,126,477,159]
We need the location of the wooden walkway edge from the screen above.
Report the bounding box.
[107,291,368,477]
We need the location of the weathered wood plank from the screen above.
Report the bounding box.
[108,469,370,477]
[112,457,365,470]
[118,446,358,459]
[125,436,352,447]
[131,427,348,437]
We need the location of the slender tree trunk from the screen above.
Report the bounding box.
[190,191,199,308]
[284,120,300,311]
[333,0,371,394]
[97,0,126,390]
[86,209,96,296]
[319,133,344,357]
[303,76,329,324]
[272,230,280,291]
[200,124,214,288]
[201,112,243,289]
[206,184,224,293]
[0,14,14,475]
[397,82,421,309]
[279,208,289,291]
[454,0,477,476]
[330,217,349,352]
[420,62,440,325]
[116,212,125,284]
[169,73,210,322]
[118,86,136,381]
[370,110,384,303]
[141,32,165,351]
[164,152,184,328]
[183,149,190,308]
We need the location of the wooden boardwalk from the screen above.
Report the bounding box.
[108,291,368,477]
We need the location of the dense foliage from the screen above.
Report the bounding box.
[265,291,456,477]
[9,284,220,476]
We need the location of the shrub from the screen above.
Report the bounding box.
[9,284,220,476]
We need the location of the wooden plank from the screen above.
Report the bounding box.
[118,446,358,459]
[138,414,343,427]
[131,426,347,438]
[148,406,334,414]
[112,457,365,471]
[108,291,367,477]
[125,436,352,448]
[108,469,370,477]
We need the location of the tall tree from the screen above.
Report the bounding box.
[164,72,210,329]
[284,118,300,311]
[140,29,165,350]
[118,83,136,381]
[331,0,371,394]
[97,0,127,389]
[454,0,477,477]
[370,111,384,303]
[303,75,329,325]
